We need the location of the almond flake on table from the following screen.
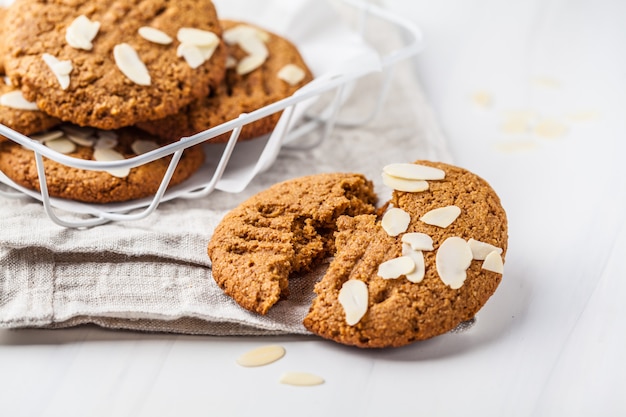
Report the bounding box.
[381,207,411,236]
[93,148,130,178]
[420,205,461,228]
[533,118,568,139]
[338,279,368,326]
[0,90,39,111]
[65,15,100,50]
[277,64,306,86]
[383,163,445,181]
[279,372,325,387]
[113,43,151,86]
[42,53,72,90]
[436,236,473,289]
[138,26,173,45]
[236,345,286,367]
[381,172,429,193]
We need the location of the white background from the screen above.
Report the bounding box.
[1,0,625,415]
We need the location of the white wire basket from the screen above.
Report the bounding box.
[0,0,423,228]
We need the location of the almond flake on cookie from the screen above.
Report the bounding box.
[401,245,426,283]
[377,256,416,279]
[65,15,101,50]
[131,139,160,155]
[468,238,503,260]
[31,130,64,142]
[436,236,473,289]
[93,148,130,178]
[401,232,434,251]
[420,205,461,228]
[138,26,173,45]
[0,90,39,111]
[42,53,73,90]
[45,138,76,154]
[381,172,429,192]
[383,163,446,180]
[381,207,411,236]
[482,251,504,274]
[176,28,219,69]
[338,280,369,326]
[113,43,151,86]
[277,64,306,86]
[223,25,269,75]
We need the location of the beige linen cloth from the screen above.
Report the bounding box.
[0,57,452,336]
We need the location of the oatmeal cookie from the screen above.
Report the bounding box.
[138,20,313,142]
[0,126,205,203]
[207,173,377,315]
[3,0,226,130]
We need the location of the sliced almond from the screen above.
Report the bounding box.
[383,163,445,180]
[236,53,267,76]
[381,207,411,237]
[468,238,503,260]
[277,64,306,86]
[177,28,219,47]
[42,53,72,90]
[377,256,415,279]
[482,251,504,274]
[223,25,269,45]
[436,237,473,289]
[402,249,426,283]
[93,148,130,178]
[381,172,429,193]
[236,345,286,367]
[45,138,76,154]
[4,76,12,86]
[31,130,64,142]
[94,136,118,150]
[65,15,100,50]
[420,205,461,228]
[113,43,151,86]
[0,90,39,111]
[177,43,207,69]
[131,139,160,155]
[279,372,324,387]
[226,56,237,69]
[60,125,95,139]
[338,279,368,326]
[401,232,434,251]
[66,133,95,147]
[97,130,118,141]
[237,33,268,59]
[138,26,173,45]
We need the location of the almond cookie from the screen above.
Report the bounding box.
[3,0,226,130]
[0,126,205,203]
[138,20,313,142]
[0,6,8,75]
[207,173,377,315]
[0,77,61,143]
[303,161,508,348]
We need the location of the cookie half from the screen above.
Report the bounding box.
[207,173,377,315]
[303,161,508,348]
[3,0,227,130]
[138,20,313,142]
[0,126,205,203]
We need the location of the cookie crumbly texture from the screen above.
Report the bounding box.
[0,127,205,203]
[0,6,7,74]
[207,173,377,315]
[138,19,313,142]
[0,80,61,142]
[3,0,227,130]
[303,161,508,348]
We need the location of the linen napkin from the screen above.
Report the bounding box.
[0,8,452,336]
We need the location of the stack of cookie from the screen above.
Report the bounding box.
[0,0,312,203]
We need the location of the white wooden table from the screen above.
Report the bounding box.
[1,0,625,415]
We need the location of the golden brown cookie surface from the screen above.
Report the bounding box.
[3,0,226,130]
[303,161,508,348]
[207,173,377,315]
[0,126,205,203]
[138,20,313,142]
